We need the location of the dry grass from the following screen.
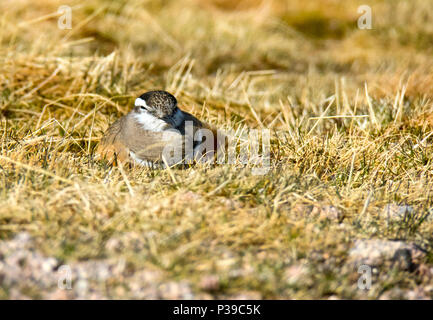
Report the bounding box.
[1,0,433,299]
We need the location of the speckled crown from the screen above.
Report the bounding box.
[136,90,178,118]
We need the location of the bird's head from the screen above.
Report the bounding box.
[134,90,179,120]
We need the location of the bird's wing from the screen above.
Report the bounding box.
[177,111,227,159]
[97,113,184,166]
[97,111,226,166]
[124,129,183,163]
[96,116,130,163]
[122,114,184,163]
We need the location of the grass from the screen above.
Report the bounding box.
[1,0,433,299]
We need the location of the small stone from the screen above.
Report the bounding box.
[227,291,262,300]
[228,265,254,278]
[219,198,243,210]
[199,275,220,291]
[195,293,214,300]
[382,204,414,221]
[392,248,412,270]
[130,284,160,299]
[105,232,148,253]
[348,239,425,269]
[41,258,58,273]
[159,281,194,299]
[284,264,308,285]
[417,264,433,279]
[319,205,342,221]
[379,289,406,300]
[75,279,89,298]
[132,269,162,283]
[180,191,202,202]
[0,234,199,299]
[14,232,33,247]
[291,203,314,218]
[291,203,342,221]
[406,288,429,300]
[9,288,31,300]
[216,258,236,270]
[105,238,123,252]
[45,288,70,300]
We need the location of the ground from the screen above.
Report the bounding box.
[1,0,433,299]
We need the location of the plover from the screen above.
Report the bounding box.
[97,90,221,167]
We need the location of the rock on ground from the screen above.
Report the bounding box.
[0,232,194,299]
[348,239,426,270]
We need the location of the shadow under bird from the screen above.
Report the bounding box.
[97,90,222,167]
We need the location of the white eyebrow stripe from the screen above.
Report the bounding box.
[135,97,148,108]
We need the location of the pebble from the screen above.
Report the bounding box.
[382,204,415,221]
[0,232,196,299]
[348,239,425,270]
[199,275,220,291]
[291,203,342,221]
[284,264,308,285]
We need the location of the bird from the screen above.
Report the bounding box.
[96,90,223,168]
